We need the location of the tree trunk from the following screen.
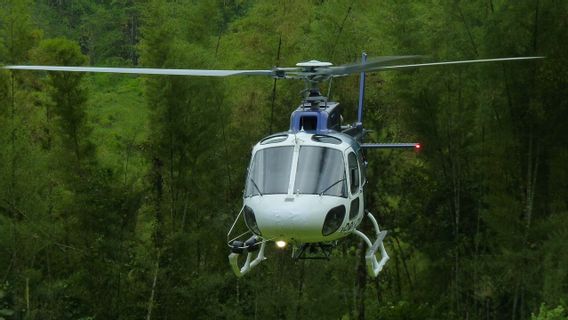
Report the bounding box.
[295,261,305,320]
[146,250,161,320]
[153,157,164,248]
[10,73,17,219]
[393,235,414,292]
[269,34,282,135]
[355,240,367,320]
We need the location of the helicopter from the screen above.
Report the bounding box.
[3,54,543,278]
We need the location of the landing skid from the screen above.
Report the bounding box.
[226,206,268,277]
[228,236,267,277]
[352,210,390,278]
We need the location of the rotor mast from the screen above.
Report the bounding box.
[295,60,333,109]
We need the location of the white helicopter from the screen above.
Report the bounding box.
[4,54,542,277]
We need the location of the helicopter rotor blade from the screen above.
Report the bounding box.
[362,56,545,72]
[2,65,275,77]
[327,55,423,76]
[3,56,544,80]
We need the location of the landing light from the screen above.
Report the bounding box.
[276,241,287,248]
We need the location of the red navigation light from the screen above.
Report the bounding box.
[415,143,421,149]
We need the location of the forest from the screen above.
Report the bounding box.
[0,0,567,319]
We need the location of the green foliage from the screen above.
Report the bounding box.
[0,0,42,63]
[531,304,567,320]
[32,38,93,165]
[34,0,140,64]
[0,0,566,319]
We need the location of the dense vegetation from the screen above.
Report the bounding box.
[0,0,566,319]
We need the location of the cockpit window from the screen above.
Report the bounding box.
[294,146,346,197]
[348,152,360,194]
[260,134,288,145]
[311,134,342,144]
[246,146,293,196]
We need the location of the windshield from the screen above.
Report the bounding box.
[246,146,293,196]
[294,146,346,197]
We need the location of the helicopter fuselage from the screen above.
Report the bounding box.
[243,130,366,245]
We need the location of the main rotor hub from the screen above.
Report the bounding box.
[295,60,333,68]
[295,60,334,81]
[291,60,334,101]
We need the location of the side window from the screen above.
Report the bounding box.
[357,150,367,186]
[348,152,360,194]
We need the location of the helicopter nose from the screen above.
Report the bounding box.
[262,206,317,237]
[245,195,347,242]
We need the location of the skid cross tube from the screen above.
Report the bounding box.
[352,211,390,277]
